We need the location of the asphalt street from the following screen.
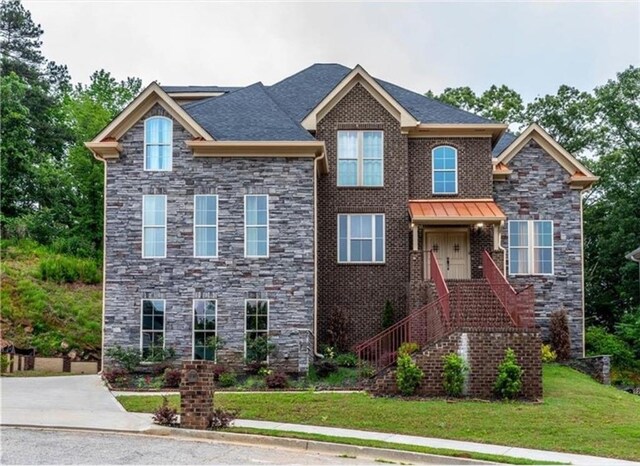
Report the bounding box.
[0,427,378,465]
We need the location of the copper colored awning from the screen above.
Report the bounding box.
[409,199,506,224]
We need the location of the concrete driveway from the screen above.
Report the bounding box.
[0,375,152,431]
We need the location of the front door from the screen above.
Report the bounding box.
[426,231,470,279]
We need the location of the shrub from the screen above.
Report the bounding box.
[218,371,237,388]
[382,299,394,329]
[143,346,176,363]
[616,307,640,360]
[245,360,267,375]
[0,354,9,373]
[102,367,130,386]
[206,335,225,360]
[208,407,238,430]
[335,352,358,368]
[442,353,468,397]
[163,368,181,388]
[321,345,336,360]
[212,364,229,381]
[586,326,636,369]
[549,309,571,361]
[541,344,557,363]
[38,255,101,285]
[105,346,141,372]
[265,371,289,389]
[314,359,338,377]
[494,348,523,400]
[50,236,97,258]
[245,335,276,364]
[152,396,178,426]
[358,362,376,379]
[396,353,424,396]
[398,342,420,357]
[325,308,351,352]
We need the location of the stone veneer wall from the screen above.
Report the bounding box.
[372,329,542,400]
[568,355,611,385]
[103,104,315,373]
[493,139,585,357]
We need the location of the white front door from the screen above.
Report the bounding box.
[426,231,470,280]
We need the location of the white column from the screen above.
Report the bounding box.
[412,224,418,251]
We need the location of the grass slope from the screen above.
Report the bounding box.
[0,240,102,357]
[118,365,640,461]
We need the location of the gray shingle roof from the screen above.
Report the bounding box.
[492,131,517,157]
[162,85,240,93]
[183,83,315,141]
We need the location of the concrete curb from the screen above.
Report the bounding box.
[144,425,492,464]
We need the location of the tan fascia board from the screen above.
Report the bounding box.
[496,123,597,180]
[185,140,328,174]
[84,141,122,160]
[90,82,213,143]
[301,65,418,131]
[407,123,507,143]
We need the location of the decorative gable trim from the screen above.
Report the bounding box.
[494,123,598,189]
[301,65,419,131]
[85,82,214,159]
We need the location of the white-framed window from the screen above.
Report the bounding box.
[432,145,458,194]
[245,195,268,258]
[144,116,172,171]
[245,299,269,361]
[193,299,217,361]
[194,195,218,257]
[337,214,385,263]
[141,299,165,357]
[142,195,166,258]
[337,130,383,187]
[508,220,554,275]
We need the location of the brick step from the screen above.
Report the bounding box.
[448,280,515,328]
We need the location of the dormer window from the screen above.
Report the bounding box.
[337,130,383,187]
[144,116,172,171]
[432,146,458,194]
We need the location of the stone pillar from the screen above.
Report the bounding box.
[180,360,216,430]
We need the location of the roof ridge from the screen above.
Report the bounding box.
[182,84,251,111]
[269,63,350,87]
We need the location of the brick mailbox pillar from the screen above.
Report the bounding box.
[180,360,216,430]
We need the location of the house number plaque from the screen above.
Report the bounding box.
[187,369,198,383]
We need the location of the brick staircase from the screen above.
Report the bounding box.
[448,279,516,328]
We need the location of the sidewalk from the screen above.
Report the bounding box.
[232,419,640,466]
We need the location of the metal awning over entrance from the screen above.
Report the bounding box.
[408,199,506,224]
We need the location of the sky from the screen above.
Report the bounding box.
[24,1,640,102]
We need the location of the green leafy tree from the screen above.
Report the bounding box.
[428,85,523,124]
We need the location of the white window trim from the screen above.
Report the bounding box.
[142,194,167,259]
[244,194,269,258]
[337,213,386,264]
[243,299,270,362]
[508,220,554,276]
[140,298,166,353]
[193,195,219,258]
[192,299,218,362]
[337,130,384,187]
[431,145,458,195]
[143,116,173,172]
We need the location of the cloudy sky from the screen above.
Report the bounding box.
[25,1,639,102]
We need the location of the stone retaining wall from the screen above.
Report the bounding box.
[567,355,610,385]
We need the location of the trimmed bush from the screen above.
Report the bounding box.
[541,344,557,363]
[218,371,237,388]
[550,309,571,361]
[494,348,523,400]
[396,353,424,396]
[265,371,289,389]
[442,353,468,397]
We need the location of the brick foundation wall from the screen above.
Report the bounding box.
[180,360,216,430]
[372,329,542,400]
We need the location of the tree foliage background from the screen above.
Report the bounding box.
[1,0,638,366]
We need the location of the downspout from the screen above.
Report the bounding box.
[313,149,326,359]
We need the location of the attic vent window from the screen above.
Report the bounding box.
[144,116,173,171]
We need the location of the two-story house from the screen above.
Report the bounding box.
[87,64,597,375]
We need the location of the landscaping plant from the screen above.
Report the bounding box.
[358,362,376,379]
[218,371,237,388]
[208,407,238,430]
[549,309,571,361]
[265,371,289,389]
[494,348,523,400]
[325,309,351,352]
[442,353,468,397]
[398,341,420,356]
[335,352,358,368]
[396,353,424,396]
[314,359,338,377]
[212,364,230,381]
[102,367,129,386]
[541,344,557,363]
[152,396,178,426]
[382,299,394,329]
[245,335,275,365]
[105,346,141,372]
[163,368,182,388]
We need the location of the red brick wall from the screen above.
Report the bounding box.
[316,83,410,348]
[180,360,216,429]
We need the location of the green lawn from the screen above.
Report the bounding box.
[117,365,640,461]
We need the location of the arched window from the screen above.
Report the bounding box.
[144,116,172,171]
[432,146,458,194]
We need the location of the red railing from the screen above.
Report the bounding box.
[482,251,535,328]
[355,296,452,372]
[429,250,450,323]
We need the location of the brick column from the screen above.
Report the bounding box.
[180,360,216,430]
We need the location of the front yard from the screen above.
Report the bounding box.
[118,364,640,461]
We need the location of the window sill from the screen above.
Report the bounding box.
[337,186,385,190]
[337,262,386,266]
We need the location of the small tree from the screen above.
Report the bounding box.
[245,335,275,364]
[494,348,523,400]
[442,353,468,397]
[550,309,572,361]
[382,299,394,329]
[396,353,424,396]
